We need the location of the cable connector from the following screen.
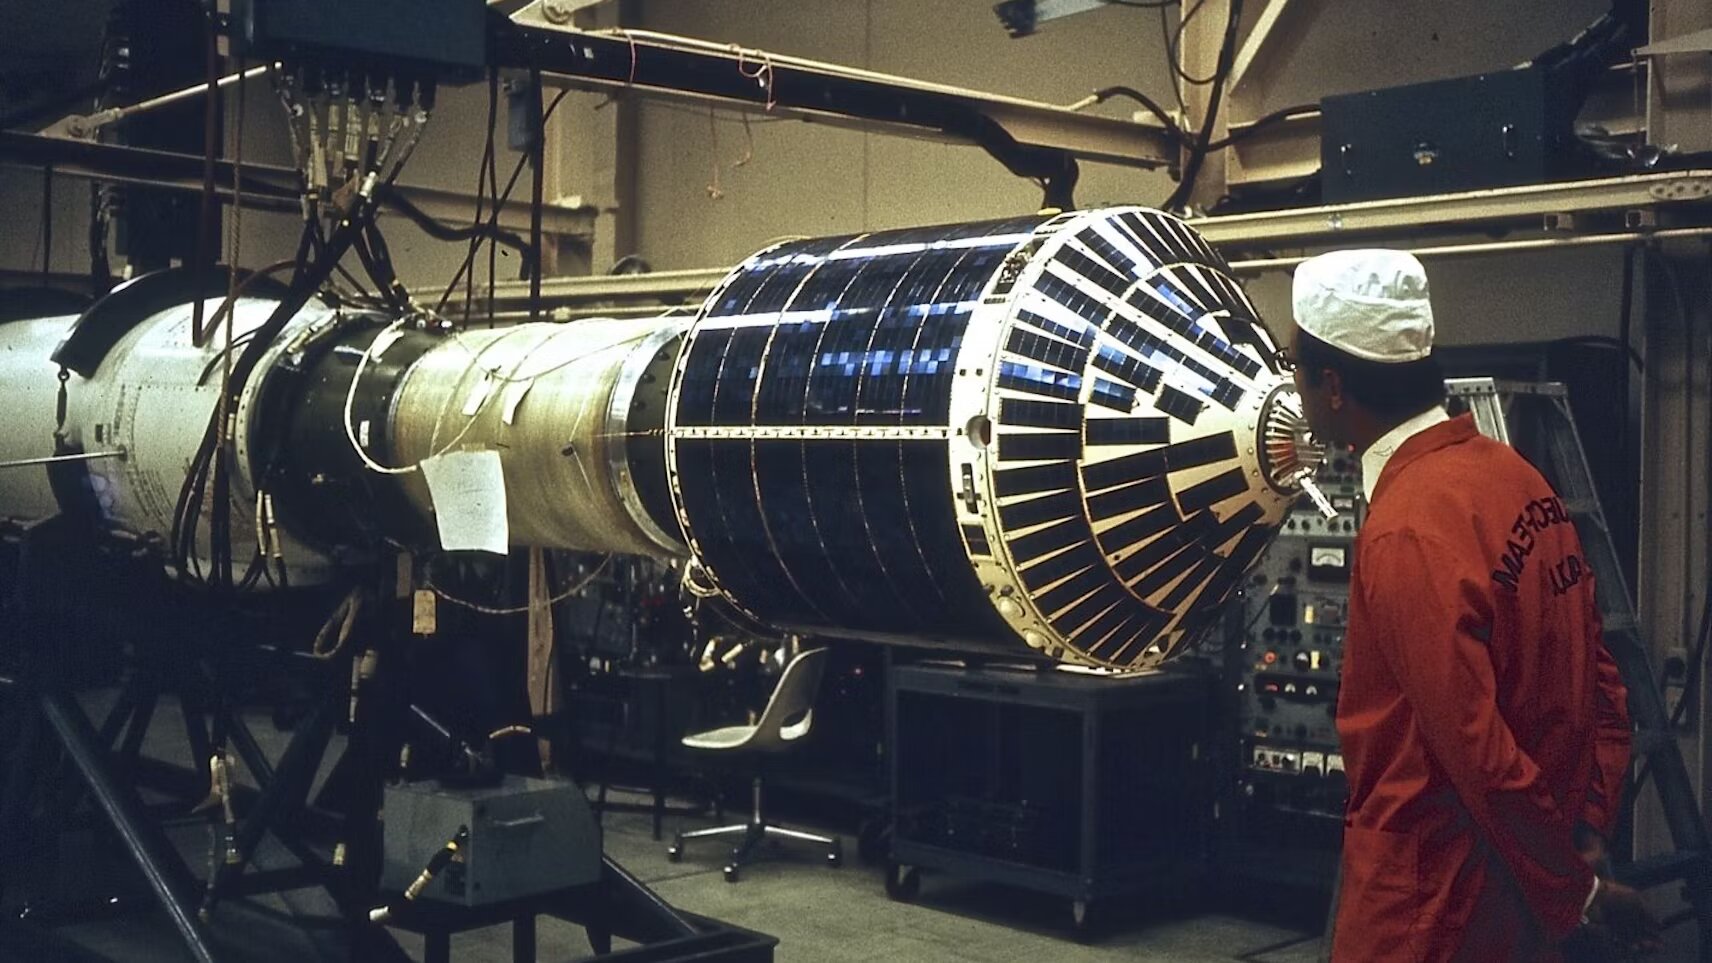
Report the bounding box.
[368,826,468,924]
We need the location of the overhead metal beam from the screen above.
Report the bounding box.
[1193,168,1712,248]
[1227,0,1299,94]
[499,3,1175,171]
[0,131,597,241]
[483,169,1712,320]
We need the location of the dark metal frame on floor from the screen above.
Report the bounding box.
[0,515,775,962]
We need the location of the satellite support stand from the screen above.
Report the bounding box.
[0,515,220,963]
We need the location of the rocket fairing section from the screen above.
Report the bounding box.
[0,207,1319,669]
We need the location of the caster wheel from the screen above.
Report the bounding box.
[666,840,683,863]
[855,818,888,865]
[827,839,843,868]
[722,864,740,883]
[1070,898,1102,941]
[884,862,920,902]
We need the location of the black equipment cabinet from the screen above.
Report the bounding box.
[885,662,1213,926]
[1318,66,1579,204]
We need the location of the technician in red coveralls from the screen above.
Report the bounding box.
[1284,249,1655,961]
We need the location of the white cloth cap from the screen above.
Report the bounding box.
[1292,249,1435,363]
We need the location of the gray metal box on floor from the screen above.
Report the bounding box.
[381,775,601,907]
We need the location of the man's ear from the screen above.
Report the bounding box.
[1323,368,1344,412]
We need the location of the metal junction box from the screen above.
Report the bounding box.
[1320,66,1579,203]
[233,0,488,71]
[381,775,601,907]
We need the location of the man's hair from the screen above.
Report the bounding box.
[1296,329,1446,419]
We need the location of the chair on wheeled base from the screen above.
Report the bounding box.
[666,647,842,882]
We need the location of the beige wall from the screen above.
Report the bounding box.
[626,0,1177,271]
[611,0,1625,347]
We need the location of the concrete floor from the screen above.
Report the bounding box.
[13,699,1701,961]
[38,794,1325,963]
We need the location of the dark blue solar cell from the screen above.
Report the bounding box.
[741,238,846,315]
[804,256,912,423]
[998,360,1082,401]
[751,439,854,621]
[1080,228,1154,280]
[1151,279,1202,321]
[854,247,964,425]
[853,439,963,626]
[802,438,924,629]
[1055,246,1130,302]
[1016,308,1095,348]
[674,216,1048,645]
[713,267,773,316]
[675,328,732,428]
[933,214,1049,240]
[1090,377,1136,412]
[675,439,795,616]
[1166,264,1222,317]
[1039,273,1110,327]
[709,327,770,425]
[753,247,872,426]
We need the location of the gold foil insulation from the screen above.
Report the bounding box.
[391,317,685,558]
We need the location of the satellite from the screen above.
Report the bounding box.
[0,206,1320,670]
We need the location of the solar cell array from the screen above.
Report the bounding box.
[665,207,1313,668]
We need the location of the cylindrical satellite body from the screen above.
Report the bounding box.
[0,206,1316,669]
[665,207,1316,668]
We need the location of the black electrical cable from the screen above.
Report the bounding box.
[89,183,113,295]
[365,220,401,284]
[376,186,535,265]
[1617,245,1636,568]
[1157,6,1189,117]
[1087,86,1184,142]
[1101,0,1178,9]
[1201,103,1319,151]
[451,71,499,322]
[1667,251,1697,722]
[191,14,220,350]
[437,89,571,318]
[479,74,499,322]
[1162,0,1242,213]
[301,216,382,306]
[1164,0,1215,86]
[171,208,377,583]
[487,96,502,328]
[351,231,405,312]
